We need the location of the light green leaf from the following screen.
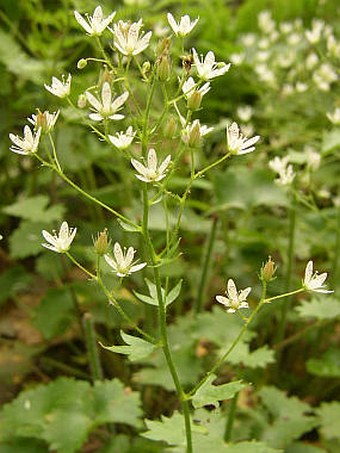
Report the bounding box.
[100,331,157,362]
[285,442,327,453]
[3,195,64,223]
[142,411,186,446]
[228,344,276,368]
[134,279,182,307]
[307,349,340,378]
[316,402,340,440]
[192,375,247,409]
[296,297,340,320]
[322,128,340,155]
[117,218,141,233]
[9,221,48,258]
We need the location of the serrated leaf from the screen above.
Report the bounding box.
[32,288,74,340]
[259,387,317,448]
[228,344,275,368]
[192,375,247,408]
[142,412,186,446]
[307,349,340,378]
[296,297,340,320]
[316,402,340,440]
[100,331,157,362]
[3,195,64,223]
[0,377,141,451]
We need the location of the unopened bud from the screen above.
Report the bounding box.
[188,121,201,148]
[260,256,277,282]
[157,55,171,82]
[99,67,113,85]
[77,93,87,109]
[163,115,177,138]
[93,229,110,255]
[142,61,151,77]
[77,58,88,69]
[187,91,203,111]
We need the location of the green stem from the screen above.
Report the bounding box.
[190,281,268,397]
[195,217,218,314]
[83,313,104,382]
[224,392,239,442]
[142,186,193,453]
[277,192,297,342]
[264,288,304,303]
[95,36,114,69]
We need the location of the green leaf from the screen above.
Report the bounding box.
[0,439,47,453]
[285,442,327,453]
[212,167,288,212]
[142,411,186,446]
[307,348,340,378]
[192,375,247,409]
[134,279,182,307]
[32,288,74,340]
[100,331,157,362]
[316,402,340,440]
[0,266,33,306]
[9,221,48,258]
[0,378,141,451]
[322,128,340,155]
[228,344,275,369]
[296,297,340,320]
[117,218,141,233]
[258,387,317,449]
[3,195,64,223]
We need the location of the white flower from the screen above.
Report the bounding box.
[305,147,321,171]
[108,126,136,150]
[182,77,210,98]
[42,221,77,253]
[9,125,41,155]
[113,19,152,56]
[74,6,116,36]
[269,156,295,186]
[181,118,213,147]
[131,148,171,183]
[216,279,251,313]
[258,10,276,34]
[27,110,60,133]
[326,107,340,125]
[305,19,324,44]
[167,13,199,37]
[44,74,71,98]
[226,122,260,155]
[237,105,253,122]
[303,260,333,294]
[104,242,146,277]
[86,82,129,121]
[192,48,230,81]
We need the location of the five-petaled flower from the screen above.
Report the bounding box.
[303,260,333,294]
[192,48,230,81]
[216,279,251,313]
[226,121,260,155]
[74,6,116,36]
[86,82,129,122]
[9,125,41,155]
[269,156,295,186]
[108,126,136,150]
[27,110,60,134]
[131,148,171,183]
[113,19,152,56]
[42,221,77,253]
[167,13,199,37]
[44,74,72,98]
[104,242,147,277]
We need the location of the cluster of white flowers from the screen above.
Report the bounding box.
[269,156,295,186]
[234,10,339,95]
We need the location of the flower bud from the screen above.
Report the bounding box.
[187,91,203,111]
[77,93,87,109]
[77,58,88,69]
[157,55,171,82]
[93,229,110,255]
[187,121,201,148]
[142,61,151,77]
[163,115,177,138]
[260,256,277,282]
